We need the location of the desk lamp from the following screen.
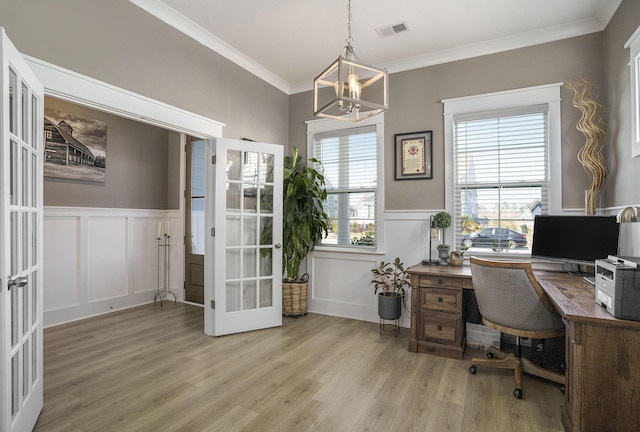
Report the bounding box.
[422,215,440,265]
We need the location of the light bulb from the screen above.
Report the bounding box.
[348,73,361,100]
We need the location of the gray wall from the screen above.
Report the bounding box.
[44,97,172,209]
[0,0,289,145]
[289,33,605,211]
[603,0,640,207]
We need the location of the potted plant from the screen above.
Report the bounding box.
[370,257,411,322]
[281,146,331,317]
[434,211,452,265]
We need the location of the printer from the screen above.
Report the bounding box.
[595,255,640,321]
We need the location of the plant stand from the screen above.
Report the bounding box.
[379,318,400,337]
[378,293,402,337]
[155,234,176,306]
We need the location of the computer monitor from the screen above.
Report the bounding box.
[531,215,619,267]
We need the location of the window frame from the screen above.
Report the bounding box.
[443,83,562,257]
[306,114,385,253]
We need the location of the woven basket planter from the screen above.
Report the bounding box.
[283,280,308,317]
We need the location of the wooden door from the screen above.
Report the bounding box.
[184,136,205,304]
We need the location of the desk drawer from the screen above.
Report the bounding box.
[419,275,463,289]
[420,313,462,346]
[421,287,462,314]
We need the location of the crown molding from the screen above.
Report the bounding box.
[129,0,621,96]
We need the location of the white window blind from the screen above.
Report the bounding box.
[313,125,377,247]
[454,105,549,253]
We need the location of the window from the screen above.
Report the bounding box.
[307,115,384,249]
[443,84,562,256]
[454,107,548,253]
[625,25,640,158]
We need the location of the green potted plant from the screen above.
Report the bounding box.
[281,146,331,317]
[370,257,411,324]
[434,211,452,264]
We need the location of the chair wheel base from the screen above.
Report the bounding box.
[469,365,477,374]
[513,388,523,399]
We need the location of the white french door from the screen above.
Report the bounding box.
[204,138,283,336]
[0,28,44,432]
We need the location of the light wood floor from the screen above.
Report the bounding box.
[34,303,564,432]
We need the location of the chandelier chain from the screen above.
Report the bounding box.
[346,0,354,47]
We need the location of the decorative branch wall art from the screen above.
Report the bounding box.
[566,78,607,215]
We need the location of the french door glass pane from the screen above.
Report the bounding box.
[226,281,241,312]
[243,249,256,278]
[259,249,272,277]
[32,153,37,207]
[243,279,257,310]
[32,271,38,326]
[259,217,272,245]
[259,185,273,214]
[11,277,19,346]
[22,212,29,271]
[243,216,257,246]
[10,140,18,205]
[260,279,273,307]
[22,147,28,205]
[226,183,241,211]
[259,153,274,183]
[23,339,30,398]
[243,184,258,211]
[227,150,242,181]
[243,152,258,181]
[23,274,30,336]
[32,333,38,385]
[9,67,17,134]
[22,83,29,140]
[11,211,18,275]
[226,249,241,279]
[12,355,19,416]
[32,94,38,149]
[32,212,37,265]
[226,216,241,246]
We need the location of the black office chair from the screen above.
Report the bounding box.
[468,256,565,399]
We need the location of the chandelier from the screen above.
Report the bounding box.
[313,0,388,122]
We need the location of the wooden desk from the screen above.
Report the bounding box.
[407,263,640,432]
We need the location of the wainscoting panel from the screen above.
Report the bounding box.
[308,211,431,327]
[43,216,80,311]
[133,217,163,295]
[88,217,128,302]
[43,207,184,327]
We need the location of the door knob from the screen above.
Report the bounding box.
[7,275,28,291]
[274,243,282,249]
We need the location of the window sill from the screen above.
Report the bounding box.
[313,245,385,256]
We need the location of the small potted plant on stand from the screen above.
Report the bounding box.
[434,211,452,265]
[370,257,411,336]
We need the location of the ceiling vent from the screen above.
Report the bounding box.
[375,21,409,38]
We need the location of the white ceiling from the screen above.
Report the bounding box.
[129,0,622,94]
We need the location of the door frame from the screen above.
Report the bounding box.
[22,57,224,316]
[184,136,206,304]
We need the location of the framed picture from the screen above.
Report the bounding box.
[394,130,433,180]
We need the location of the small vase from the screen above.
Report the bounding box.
[449,250,464,266]
[437,247,450,265]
